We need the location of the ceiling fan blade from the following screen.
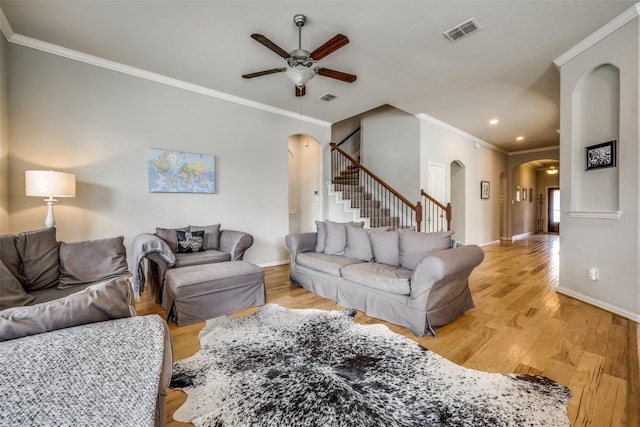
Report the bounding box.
[295,86,306,97]
[242,68,287,79]
[316,67,357,83]
[310,34,349,60]
[250,34,290,59]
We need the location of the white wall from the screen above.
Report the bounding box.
[556,10,639,321]
[7,44,330,266]
[361,106,420,201]
[0,33,8,233]
[418,116,507,245]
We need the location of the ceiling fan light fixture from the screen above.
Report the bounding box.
[286,66,315,88]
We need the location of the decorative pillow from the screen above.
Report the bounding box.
[155,227,188,252]
[0,276,135,342]
[14,228,60,291]
[176,230,205,253]
[315,221,327,253]
[189,224,220,250]
[399,230,454,270]
[368,229,400,266]
[323,221,365,256]
[58,236,130,289]
[0,234,25,284]
[344,226,373,261]
[0,261,34,310]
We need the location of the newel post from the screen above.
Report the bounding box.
[445,203,452,231]
[415,201,423,232]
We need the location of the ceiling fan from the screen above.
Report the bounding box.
[242,14,357,97]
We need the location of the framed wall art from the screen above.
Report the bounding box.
[480,181,490,199]
[522,188,528,201]
[586,140,616,171]
[148,148,216,193]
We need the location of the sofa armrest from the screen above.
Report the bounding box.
[410,245,484,299]
[219,230,254,260]
[285,232,317,259]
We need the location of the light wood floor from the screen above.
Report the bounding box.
[136,234,639,427]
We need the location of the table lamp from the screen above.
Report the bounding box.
[25,170,76,228]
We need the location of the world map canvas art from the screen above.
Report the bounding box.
[148,149,215,193]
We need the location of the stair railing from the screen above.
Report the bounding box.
[420,190,452,232]
[331,143,422,231]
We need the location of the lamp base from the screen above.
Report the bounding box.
[44,197,57,228]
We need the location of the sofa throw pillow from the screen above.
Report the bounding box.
[0,260,35,310]
[14,228,60,291]
[0,234,25,284]
[369,229,400,266]
[176,230,205,253]
[315,221,327,253]
[323,221,365,256]
[344,226,373,262]
[156,227,188,252]
[189,224,220,250]
[399,230,454,270]
[58,236,130,289]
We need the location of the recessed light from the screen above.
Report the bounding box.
[516,136,524,141]
[489,119,499,125]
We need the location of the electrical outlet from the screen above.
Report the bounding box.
[588,267,598,281]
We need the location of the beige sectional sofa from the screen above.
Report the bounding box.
[286,221,484,336]
[0,228,172,426]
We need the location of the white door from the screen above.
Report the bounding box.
[427,161,445,203]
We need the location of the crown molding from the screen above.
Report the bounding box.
[0,6,14,41]
[6,32,331,128]
[508,145,560,156]
[414,112,506,154]
[554,3,640,68]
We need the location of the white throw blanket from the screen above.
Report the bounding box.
[131,233,176,299]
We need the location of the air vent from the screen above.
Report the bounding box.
[444,18,481,42]
[319,93,338,102]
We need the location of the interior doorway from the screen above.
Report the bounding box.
[450,161,466,243]
[548,187,560,233]
[288,135,322,234]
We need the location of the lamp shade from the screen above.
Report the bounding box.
[25,170,76,198]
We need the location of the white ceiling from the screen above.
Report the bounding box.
[0,1,636,152]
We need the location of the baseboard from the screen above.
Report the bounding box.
[512,232,535,241]
[556,286,640,323]
[479,240,500,247]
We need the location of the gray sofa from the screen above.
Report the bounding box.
[286,221,484,336]
[0,227,173,426]
[143,224,254,304]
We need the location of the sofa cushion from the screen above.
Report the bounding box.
[324,220,365,256]
[189,224,220,250]
[174,249,231,268]
[155,226,188,252]
[341,262,412,296]
[369,229,400,266]
[176,230,205,253]
[14,228,60,291]
[58,236,130,289]
[0,261,35,310]
[0,276,135,342]
[344,226,373,262]
[399,230,454,270]
[0,234,25,284]
[315,220,327,253]
[296,252,360,277]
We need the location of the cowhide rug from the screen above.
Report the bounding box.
[170,304,571,426]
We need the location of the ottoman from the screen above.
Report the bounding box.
[162,261,266,326]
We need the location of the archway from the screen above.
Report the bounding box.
[450,160,466,243]
[288,135,322,234]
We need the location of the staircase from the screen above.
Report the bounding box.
[332,166,399,228]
